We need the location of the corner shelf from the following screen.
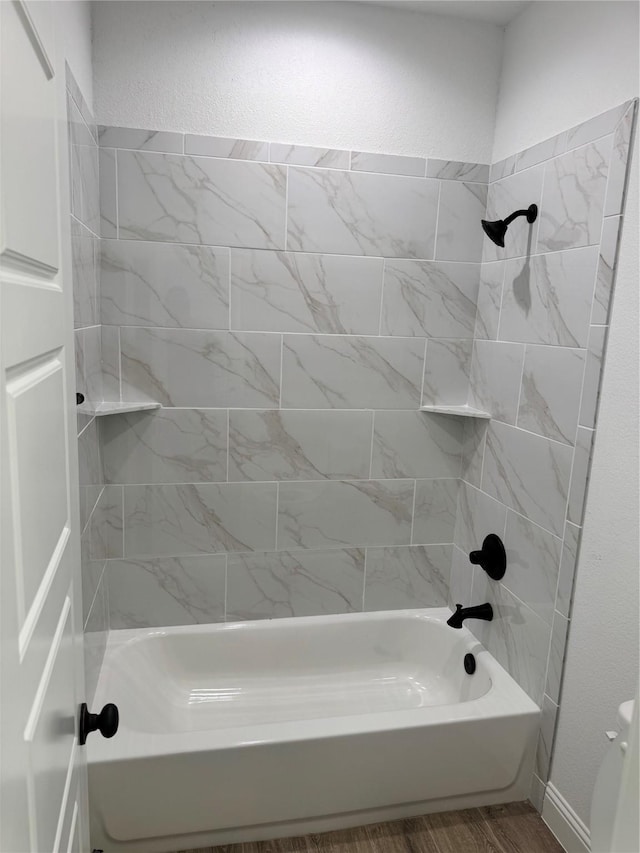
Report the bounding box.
[81,400,161,417]
[420,404,491,419]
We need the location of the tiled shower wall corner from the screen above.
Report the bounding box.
[450,99,637,805]
[66,66,109,705]
[95,128,491,628]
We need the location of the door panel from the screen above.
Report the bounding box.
[0,1,89,850]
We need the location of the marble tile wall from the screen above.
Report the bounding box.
[95,126,490,629]
[66,66,108,706]
[451,99,637,805]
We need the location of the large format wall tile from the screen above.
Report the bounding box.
[99,147,117,239]
[426,160,489,182]
[422,339,472,406]
[412,480,459,545]
[500,247,598,347]
[482,422,572,537]
[436,181,488,263]
[287,166,439,257]
[364,545,451,610]
[281,334,424,409]
[593,216,621,325]
[228,409,372,482]
[474,261,503,340]
[567,427,594,526]
[518,345,586,444]
[117,151,287,248]
[483,165,545,262]
[124,483,278,556]
[230,249,382,334]
[184,134,269,161]
[350,151,426,177]
[99,126,183,153]
[371,410,462,479]
[120,327,281,408]
[537,137,612,252]
[278,480,414,550]
[269,143,350,169]
[72,220,98,329]
[604,102,636,216]
[454,481,507,556]
[227,549,364,621]
[469,340,525,424]
[101,408,228,484]
[579,326,606,429]
[108,556,227,628]
[101,241,230,329]
[381,259,479,338]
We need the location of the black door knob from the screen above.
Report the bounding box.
[469,533,506,580]
[79,702,119,745]
[76,392,85,405]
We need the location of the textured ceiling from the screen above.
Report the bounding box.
[359,1,531,25]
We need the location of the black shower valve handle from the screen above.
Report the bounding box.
[469,533,507,581]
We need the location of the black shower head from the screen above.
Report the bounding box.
[481,203,538,248]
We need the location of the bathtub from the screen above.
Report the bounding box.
[88,608,539,852]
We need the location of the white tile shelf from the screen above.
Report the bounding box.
[82,400,161,417]
[420,404,491,419]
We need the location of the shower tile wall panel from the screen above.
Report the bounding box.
[98,127,492,628]
[452,100,637,798]
[66,67,108,706]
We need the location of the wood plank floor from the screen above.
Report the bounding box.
[178,802,564,853]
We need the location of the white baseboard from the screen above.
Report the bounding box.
[542,783,591,853]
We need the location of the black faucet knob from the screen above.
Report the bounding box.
[469,533,506,580]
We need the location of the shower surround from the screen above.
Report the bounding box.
[67,76,636,806]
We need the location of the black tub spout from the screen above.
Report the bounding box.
[447,603,494,629]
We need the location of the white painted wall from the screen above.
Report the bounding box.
[91,0,502,162]
[55,0,93,109]
[494,0,639,829]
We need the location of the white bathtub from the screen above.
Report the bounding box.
[88,608,539,852]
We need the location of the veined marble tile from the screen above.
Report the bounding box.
[436,181,488,263]
[449,545,473,610]
[546,611,570,705]
[579,325,607,431]
[81,527,105,625]
[66,66,97,142]
[473,579,551,705]
[454,481,507,556]
[72,220,98,329]
[371,411,462,480]
[102,408,228,484]
[78,418,102,533]
[90,485,123,560]
[117,151,287,248]
[474,261,504,340]
[230,249,382,334]
[84,576,108,705]
[108,556,226,629]
[68,93,99,233]
[566,101,633,150]
[185,135,269,161]
[227,549,364,621]
[426,160,489,183]
[364,545,451,611]
[287,166,439,258]
[536,695,559,780]
[75,325,102,409]
[460,418,487,489]
[269,143,350,169]
[120,327,281,408]
[381,259,480,338]
[350,151,426,177]
[556,521,580,618]
[537,137,612,253]
[604,102,636,217]
[500,247,598,347]
[101,325,121,402]
[124,482,277,556]
[503,511,562,626]
[99,126,183,153]
[483,165,544,262]
[422,338,472,407]
[469,340,525,425]
[518,345,586,445]
[567,427,594,526]
[101,241,230,329]
[482,422,572,537]
[514,132,566,172]
[229,409,372,482]
[489,155,517,183]
[278,479,414,550]
[412,479,459,545]
[281,334,424,409]
[593,216,621,325]
[99,148,117,239]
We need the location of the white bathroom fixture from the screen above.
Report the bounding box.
[88,607,539,852]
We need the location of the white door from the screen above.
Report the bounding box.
[0,1,90,851]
